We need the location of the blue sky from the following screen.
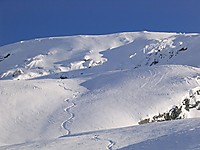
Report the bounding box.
[0,0,200,46]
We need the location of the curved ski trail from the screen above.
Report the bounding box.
[57,80,80,136]
[107,140,116,150]
[92,135,115,150]
[61,101,76,135]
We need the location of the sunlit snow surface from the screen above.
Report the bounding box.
[1,32,200,149]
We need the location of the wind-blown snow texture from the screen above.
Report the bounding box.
[1,31,200,149]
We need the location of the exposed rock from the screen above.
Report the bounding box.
[138,118,150,125]
[12,69,23,78]
[178,47,188,51]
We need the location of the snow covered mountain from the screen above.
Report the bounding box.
[1,31,200,149]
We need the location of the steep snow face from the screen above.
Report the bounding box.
[1,31,200,149]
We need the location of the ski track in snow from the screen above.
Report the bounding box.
[140,82,148,88]
[185,77,191,85]
[141,69,160,88]
[61,102,76,135]
[2,32,200,149]
[57,80,80,136]
[92,135,116,150]
[107,140,116,150]
[154,73,166,86]
[57,81,73,92]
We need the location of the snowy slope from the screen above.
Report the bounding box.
[1,119,200,150]
[1,31,200,149]
[1,31,199,80]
